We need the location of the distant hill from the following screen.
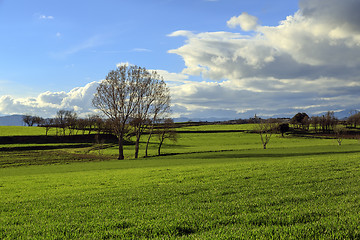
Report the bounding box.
[0,115,25,126]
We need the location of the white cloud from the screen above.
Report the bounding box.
[167,30,195,38]
[0,69,192,118]
[167,0,360,118]
[39,15,54,20]
[131,48,152,52]
[0,82,100,117]
[149,69,190,87]
[227,12,259,31]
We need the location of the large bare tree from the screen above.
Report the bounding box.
[92,64,139,160]
[131,70,170,158]
[93,64,170,160]
[141,76,171,158]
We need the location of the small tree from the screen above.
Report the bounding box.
[310,116,321,133]
[157,118,177,156]
[23,115,42,126]
[278,123,289,137]
[333,125,346,146]
[40,118,54,136]
[65,111,78,136]
[256,119,278,149]
[55,110,67,136]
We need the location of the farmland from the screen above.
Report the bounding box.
[1,124,360,239]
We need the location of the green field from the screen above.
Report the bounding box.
[1,125,360,239]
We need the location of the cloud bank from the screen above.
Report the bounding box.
[167,0,360,118]
[0,82,99,117]
[0,69,190,118]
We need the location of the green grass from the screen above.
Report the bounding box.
[177,123,256,132]
[102,131,357,159]
[0,126,47,136]
[1,148,360,239]
[0,126,91,136]
[1,124,360,239]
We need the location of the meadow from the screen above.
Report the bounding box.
[1,124,360,239]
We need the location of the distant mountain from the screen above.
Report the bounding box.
[0,115,25,126]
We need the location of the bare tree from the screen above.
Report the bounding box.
[333,125,346,146]
[310,116,321,133]
[144,79,171,157]
[131,70,169,159]
[92,64,143,160]
[93,64,171,159]
[40,118,54,136]
[86,114,99,134]
[55,110,67,136]
[76,118,88,135]
[320,111,337,133]
[54,110,77,136]
[23,115,33,126]
[256,119,278,149]
[65,111,78,136]
[23,115,42,126]
[157,118,177,156]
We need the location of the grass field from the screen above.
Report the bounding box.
[1,124,360,239]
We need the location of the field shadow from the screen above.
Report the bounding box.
[0,144,92,152]
[0,134,119,145]
[159,148,360,160]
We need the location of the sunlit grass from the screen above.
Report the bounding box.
[1,146,360,239]
[1,124,360,238]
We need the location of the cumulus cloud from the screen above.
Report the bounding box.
[167,0,360,118]
[39,15,54,20]
[0,69,192,118]
[227,12,259,31]
[0,82,99,117]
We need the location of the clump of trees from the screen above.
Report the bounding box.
[290,112,309,130]
[347,111,360,128]
[22,115,43,127]
[92,64,171,160]
[254,109,360,149]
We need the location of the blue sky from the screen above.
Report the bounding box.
[1,0,360,120]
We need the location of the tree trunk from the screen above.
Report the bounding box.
[118,136,124,160]
[145,125,154,158]
[134,135,140,159]
[263,143,267,149]
[158,139,164,156]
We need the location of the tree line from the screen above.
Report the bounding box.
[23,64,177,159]
[255,110,360,149]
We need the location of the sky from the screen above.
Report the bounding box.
[0,0,359,120]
